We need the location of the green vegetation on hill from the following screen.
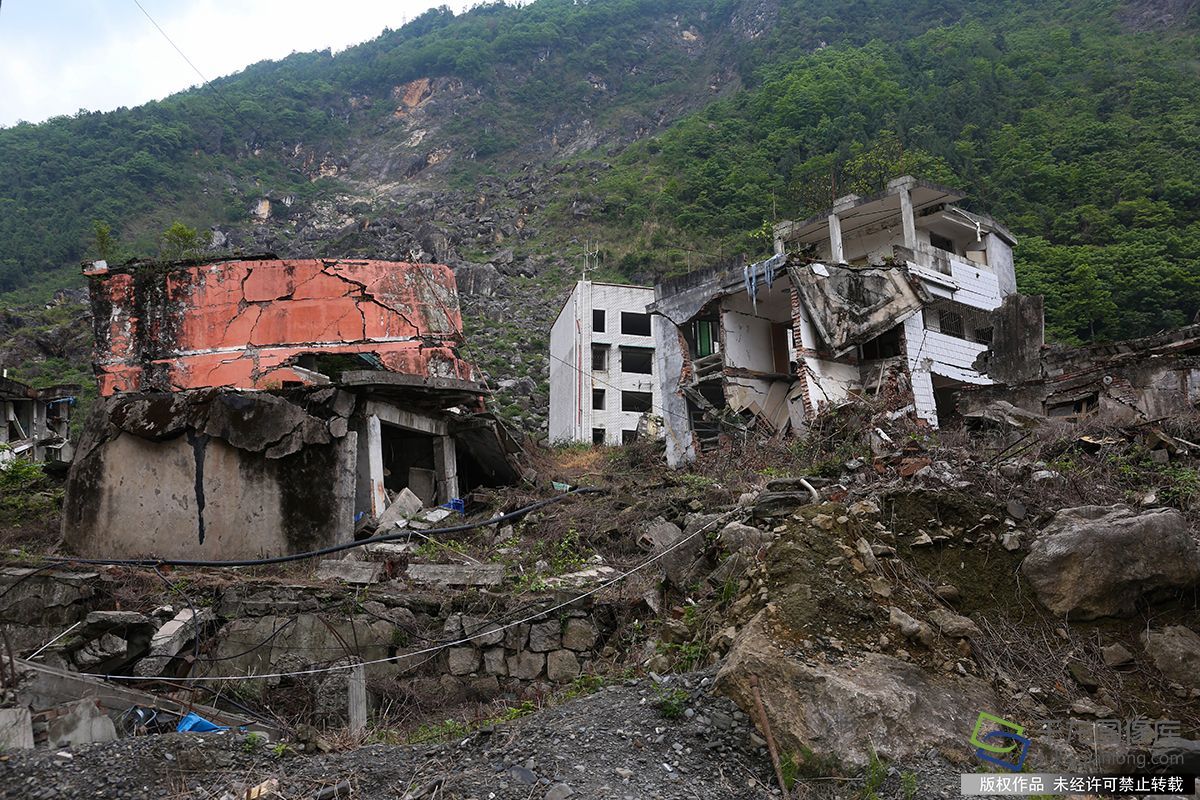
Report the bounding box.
[1,0,1199,352]
[599,2,1200,343]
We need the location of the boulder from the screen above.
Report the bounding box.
[718,521,771,553]
[927,608,982,639]
[1140,625,1200,689]
[715,611,996,769]
[1021,505,1200,619]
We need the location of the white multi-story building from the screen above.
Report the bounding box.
[549,280,662,445]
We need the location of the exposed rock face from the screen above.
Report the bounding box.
[1021,505,1200,619]
[1140,625,1200,688]
[715,611,996,769]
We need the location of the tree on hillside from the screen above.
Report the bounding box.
[91,221,119,263]
[159,222,208,261]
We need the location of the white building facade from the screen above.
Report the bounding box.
[549,280,662,445]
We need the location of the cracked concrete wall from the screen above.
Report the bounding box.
[89,258,473,396]
[62,389,358,559]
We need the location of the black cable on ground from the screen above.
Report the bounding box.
[40,486,604,570]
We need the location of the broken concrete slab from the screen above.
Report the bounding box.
[133,608,214,677]
[406,563,504,587]
[0,708,34,750]
[316,560,385,585]
[47,699,118,748]
[636,518,682,552]
[417,507,453,524]
[543,564,617,589]
[363,541,420,559]
[376,488,423,530]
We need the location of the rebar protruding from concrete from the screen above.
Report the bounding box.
[749,674,791,800]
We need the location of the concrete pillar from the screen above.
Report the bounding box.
[887,175,919,251]
[828,214,844,264]
[898,186,917,250]
[365,414,387,518]
[433,435,459,503]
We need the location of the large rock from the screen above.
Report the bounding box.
[1021,505,1200,620]
[1140,625,1200,689]
[715,611,996,769]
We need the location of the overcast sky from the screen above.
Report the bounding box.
[0,0,477,128]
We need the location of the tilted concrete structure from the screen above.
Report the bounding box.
[0,376,77,465]
[65,256,523,559]
[549,280,662,445]
[651,176,1031,466]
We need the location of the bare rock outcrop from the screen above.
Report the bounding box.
[715,610,996,769]
[1021,505,1200,620]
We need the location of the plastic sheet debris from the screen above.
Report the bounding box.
[176,712,228,733]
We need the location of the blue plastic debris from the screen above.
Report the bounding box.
[551,481,571,492]
[176,712,228,733]
[441,498,466,515]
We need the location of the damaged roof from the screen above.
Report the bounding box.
[87,257,480,398]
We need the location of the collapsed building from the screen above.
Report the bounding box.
[966,320,1200,424]
[651,176,1033,466]
[63,256,524,559]
[0,375,77,465]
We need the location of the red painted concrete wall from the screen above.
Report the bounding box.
[90,258,474,395]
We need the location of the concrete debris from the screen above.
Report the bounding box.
[133,608,214,677]
[376,487,424,529]
[406,563,504,587]
[46,699,118,749]
[316,560,385,585]
[0,707,34,750]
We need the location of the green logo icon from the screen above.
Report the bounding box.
[971,712,1031,771]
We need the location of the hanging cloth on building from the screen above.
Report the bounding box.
[743,252,786,314]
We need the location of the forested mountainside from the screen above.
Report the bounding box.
[0,0,1198,428]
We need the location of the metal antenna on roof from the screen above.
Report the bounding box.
[581,239,599,281]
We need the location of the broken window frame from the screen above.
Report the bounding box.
[592,428,606,445]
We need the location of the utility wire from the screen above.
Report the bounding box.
[73,507,738,684]
[41,487,602,569]
[130,0,254,135]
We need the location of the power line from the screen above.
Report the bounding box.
[73,508,739,684]
[130,0,248,128]
[43,488,602,569]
